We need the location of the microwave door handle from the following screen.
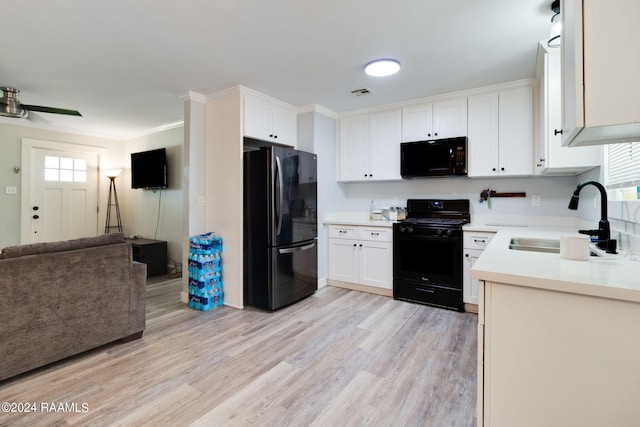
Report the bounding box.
[275,154,284,236]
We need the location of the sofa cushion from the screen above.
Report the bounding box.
[1,233,125,259]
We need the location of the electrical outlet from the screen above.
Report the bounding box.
[5,186,17,195]
[531,194,541,206]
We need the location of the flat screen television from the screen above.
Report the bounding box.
[131,148,168,189]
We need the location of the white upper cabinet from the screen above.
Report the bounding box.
[498,87,533,176]
[337,110,402,182]
[467,92,499,177]
[402,97,467,142]
[535,42,601,175]
[244,93,297,147]
[561,0,640,146]
[467,86,533,177]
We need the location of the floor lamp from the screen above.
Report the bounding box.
[105,169,123,234]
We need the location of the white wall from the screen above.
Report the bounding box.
[298,110,342,282]
[0,122,123,248]
[121,126,184,265]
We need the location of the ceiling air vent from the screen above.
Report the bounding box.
[350,88,373,97]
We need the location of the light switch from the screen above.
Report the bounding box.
[5,186,17,195]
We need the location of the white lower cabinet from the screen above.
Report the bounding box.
[328,225,392,292]
[479,280,640,426]
[463,231,495,306]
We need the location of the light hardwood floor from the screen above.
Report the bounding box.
[0,279,477,426]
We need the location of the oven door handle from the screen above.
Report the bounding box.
[416,287,435,293]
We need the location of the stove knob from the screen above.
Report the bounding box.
[446,229,452,236]
[437,229,443,236]
[408,227,413,234]
[399,226,405,233]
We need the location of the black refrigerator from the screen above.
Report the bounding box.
[243,146,318,310]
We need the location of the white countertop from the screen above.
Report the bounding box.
[323,212,396,228]
[471,226,640,303]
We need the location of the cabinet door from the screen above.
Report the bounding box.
[433,97,468,138]
[369,110,402,180]
[271,104,297,147]
[359,241,392,289]
[498,87,533,176]
[560,0,584,145]
[463,248,483,305]
[244,95,273,141]
[542,46,601,172]
[402,103,433,142]
[244,95,297,147]
[328,238,358,283]
[338,115,369,181]
[467,92,500,177]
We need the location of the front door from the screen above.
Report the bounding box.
[24,143,100,243]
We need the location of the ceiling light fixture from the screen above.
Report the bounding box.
[548,0,561,48]
[365,59,401,77]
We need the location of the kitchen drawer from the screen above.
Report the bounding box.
[358,226,392,242]
[328,225,357,239]
[393,280,463,312]
[463,231,496,249]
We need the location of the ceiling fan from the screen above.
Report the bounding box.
[0,87,81,119]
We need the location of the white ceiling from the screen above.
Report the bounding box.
[0,1,552,140]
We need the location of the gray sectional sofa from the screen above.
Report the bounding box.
[0,233,146,382]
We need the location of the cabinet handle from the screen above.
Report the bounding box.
[274,135,278,139]
[371,232,379,236]
[554,129,563,135]
[434,132,438,136]
[465,253,469,258]
[492,168,496,171]
[353,244,357,247]
[427,133,431,137]
[359,244,363,247]
[500,167,505,171]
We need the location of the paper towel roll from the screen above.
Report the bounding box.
[560,234,590,261]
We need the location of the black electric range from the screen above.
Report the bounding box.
[393,199,470,311]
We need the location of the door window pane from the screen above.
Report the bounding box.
[43,155,88,182]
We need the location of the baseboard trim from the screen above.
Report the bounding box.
[327,279,392,297]
[464,303,478,313]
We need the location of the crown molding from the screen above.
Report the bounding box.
[297,104,338,119]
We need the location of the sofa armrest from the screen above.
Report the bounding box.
[129,261,147,334]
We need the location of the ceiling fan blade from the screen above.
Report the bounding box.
[22,104,82,116]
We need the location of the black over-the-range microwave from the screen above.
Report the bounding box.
[400,136,467,178]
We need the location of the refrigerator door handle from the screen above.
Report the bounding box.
[275,154,284,236]
[278,241,317,254]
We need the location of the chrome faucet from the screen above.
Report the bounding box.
[568,180,617,253]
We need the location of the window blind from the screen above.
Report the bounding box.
[606,142,640,189]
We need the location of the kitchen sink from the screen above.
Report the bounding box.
[509,237,602,257]
[509,237,561,253]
